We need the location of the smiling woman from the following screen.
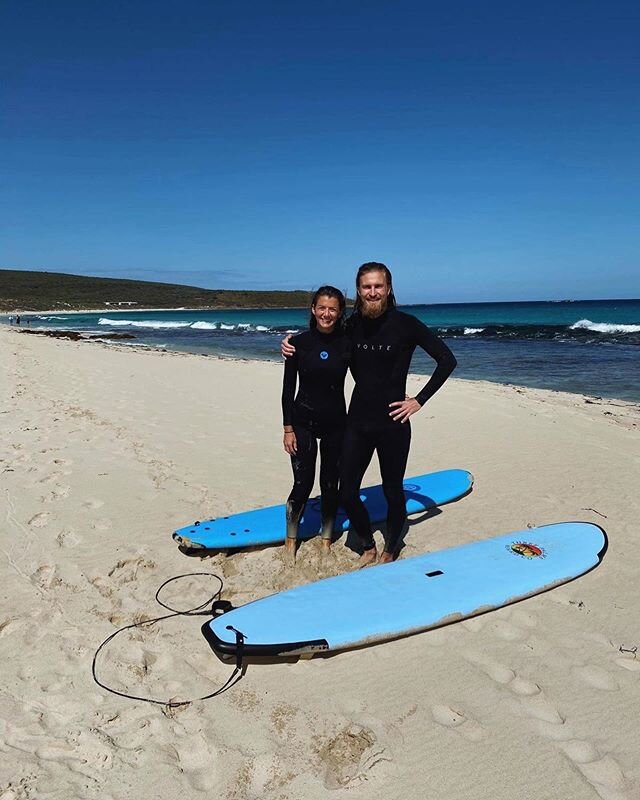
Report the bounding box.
[281,286,351,561]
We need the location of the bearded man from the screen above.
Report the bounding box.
[338,262,457,564]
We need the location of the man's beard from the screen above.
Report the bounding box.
[361,295,388,319]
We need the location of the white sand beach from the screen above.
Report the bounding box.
[1,325,639,800]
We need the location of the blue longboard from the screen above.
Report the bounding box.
[173,468,473,550]
[203,522,607,657]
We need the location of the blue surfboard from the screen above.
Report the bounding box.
[203,522,607,657]
[173,468,473,550]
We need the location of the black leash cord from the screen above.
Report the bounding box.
[92,572,244,707]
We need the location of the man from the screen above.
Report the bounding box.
[284,262,457,564]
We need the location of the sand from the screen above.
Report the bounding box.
[1,325,639,800]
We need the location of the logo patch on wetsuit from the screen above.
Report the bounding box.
[320,351,329,360]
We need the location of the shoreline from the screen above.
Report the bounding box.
[4,324,640,409]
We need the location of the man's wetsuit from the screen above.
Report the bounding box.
[340,308,457,554]
[281,327,351,538]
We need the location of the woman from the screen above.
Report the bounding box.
[281,286,350,560]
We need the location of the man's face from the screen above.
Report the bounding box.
[358,270,391,318]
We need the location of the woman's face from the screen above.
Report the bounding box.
[311,295,341,332]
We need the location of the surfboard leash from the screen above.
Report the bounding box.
[91,572,246,708]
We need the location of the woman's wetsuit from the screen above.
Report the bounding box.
[339,308,457,554]
[281,327,351,540]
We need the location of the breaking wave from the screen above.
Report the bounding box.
[569,319,640,334]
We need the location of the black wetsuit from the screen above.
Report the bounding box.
[281,327,351,536]
[340,308,457,553]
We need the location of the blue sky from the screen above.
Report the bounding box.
[2,0,639,302]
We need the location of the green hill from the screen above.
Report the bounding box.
[0,269,316,312]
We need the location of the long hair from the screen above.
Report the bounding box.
[353,262,397,315]
[309,285,346,330]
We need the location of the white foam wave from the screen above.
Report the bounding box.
[38,315,68,320]
[464,327,485,335]
[256,325,270,331]
[94,339,165,349]
[219,323,235,330]
[191,321,218,330]
[237,323,251,329]
[285,329,300,334]
[570,319,640,334]
[98,317,191,329]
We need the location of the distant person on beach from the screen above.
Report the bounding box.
[281,286,351,561]
[283,263,456,565]
[16,315,21,325]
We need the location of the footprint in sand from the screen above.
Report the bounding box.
[508,676,541,696]
[167,735,220,792]
[0,617,24,639]
[615,656,640,672]
[28,512,50,528]
[572,664,619,691]
[240,753,292,799]
[82,498,105,510]
[38,471,63,485]
[35,729,113,781]
[463,651,516,684]
[318,724,384,790]
[32,565,60,589]
[108,557,156,584]
[490,619,529,642]
[56,528,81,548]
[92,518,112,531]
[559,742,634,800]
[431,704,485,741]
[43,485,71,503]
[464,652,567,737]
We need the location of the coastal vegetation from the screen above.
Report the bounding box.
[0,269,318,312]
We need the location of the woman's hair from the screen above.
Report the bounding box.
[309,285,346,329]
[353,262,397,314]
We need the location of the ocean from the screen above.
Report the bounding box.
[4,299,639,402]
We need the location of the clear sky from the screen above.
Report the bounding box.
[2,0,639,302]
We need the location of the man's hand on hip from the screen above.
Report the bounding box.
[388,397,422,423]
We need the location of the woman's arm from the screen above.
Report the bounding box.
[281,348,298,454]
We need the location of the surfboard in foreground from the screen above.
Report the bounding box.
[203,522,607,657]
[173,468,473,550]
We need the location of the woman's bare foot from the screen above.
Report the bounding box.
[285,537,297,564]
[379,551,395,564]
[359,547,378,567]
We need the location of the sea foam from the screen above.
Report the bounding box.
[98,318,191,329]
[570,319,640,334]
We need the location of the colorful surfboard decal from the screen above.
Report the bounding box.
[508,541,546,559]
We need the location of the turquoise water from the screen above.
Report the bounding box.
[4,299,639,401]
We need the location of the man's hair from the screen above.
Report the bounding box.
[309,285,346,329]
[354,262,397,314]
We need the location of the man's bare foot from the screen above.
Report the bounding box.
[379,551,395,564]
[320,538,332,555]
[359,547,378,567]
[285,537,297,564]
